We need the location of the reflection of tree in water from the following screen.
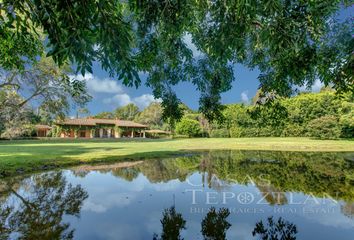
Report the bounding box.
[0,172,88,240]
[153,206,186,240]
[154,206,297,240]
[111,168,140,182]
[256,184,288,205]
[97,150,353,203]
[252,216,297,240]
[71,170,90,178]
[201,207,231,240]
[0,206,11,239]
[137,159,191,183]
[341,202,354,219]
[175,150,354,202]
[199,172,231,191]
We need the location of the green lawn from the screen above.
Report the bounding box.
[0,137,353,177]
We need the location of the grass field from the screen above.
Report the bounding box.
[0,137,353,177]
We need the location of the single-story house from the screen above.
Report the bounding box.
[55,118,148,138]
[35,125,52,137]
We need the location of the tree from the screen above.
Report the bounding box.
[1,1,352,123]
[94,111,114,119]
[114,103,140,121]
[218,90,353,138]
[153,206,186,240]
[175,118,201,137]
[0,58,91,138]
[0,90,35,139]
[76,107,90,118]
[340,113,354,138]
[0,172,88,239]
[201,207,231,240]
[0,8,43,71]
[307,116,341,139]
[0,58,91,119]
[252,217,297,240]
[179,103,195,115]
[135,102,164,128]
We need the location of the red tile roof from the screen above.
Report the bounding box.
[35,124,52,129]
[56,118,148,128]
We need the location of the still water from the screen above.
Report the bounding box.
[1,150,353,239]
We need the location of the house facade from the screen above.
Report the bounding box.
[55,118,148,138]
[35,125,52,137]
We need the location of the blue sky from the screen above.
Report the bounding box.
[72,5,352,115]
[75,62,261,115]
[73,34,268,115]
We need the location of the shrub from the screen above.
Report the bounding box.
[307,116,341,139]
[1,124,35,139]
[210,128,229,138]
[339,114,354,138]
[175,118,201,137]
[230,127,281,137]
[240,127,259,137]
[46,129,53,137]
[229,127,243,138]
[281,124,305,137]
[258,127,278,137]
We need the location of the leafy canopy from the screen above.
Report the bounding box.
[114,103,140,121]
[1,0,353,122]
[0,57,91,120]
[175,118,202,137]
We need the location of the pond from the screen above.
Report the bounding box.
[1,150,354,239]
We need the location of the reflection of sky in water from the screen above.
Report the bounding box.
[62,168,354,240]
[2,151,353,239]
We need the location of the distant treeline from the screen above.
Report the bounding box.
[177,89,353,139]
[3,89,351,140]
[93,89,353,139]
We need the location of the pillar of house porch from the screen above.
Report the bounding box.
[131,130,134,138]
[99,129,103,138]
[90,129,94,138]
[107,129,111,138]
[114,130,120,138]
[142,130,146,138]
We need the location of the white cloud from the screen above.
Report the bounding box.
[82,201,107,213]
[103,93,132,106]
[296,79,324,93]
[133,94,162,109]
[71,73,123,94]
[72,73,162,110]
[241,90,250,104]
[103,93,161,110]
[311,79,324,92]
[82,192,135,213]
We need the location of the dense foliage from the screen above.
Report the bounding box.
[1,0,352,122]
[167,89,352,139]
[0,172,88,239]
[307,116,342,139]
[103,150,354,202]
[217,90,353,139]
[114,103,140,121]
[175,118,202,137]
[0,58,91,138]
[134,102,165,129]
